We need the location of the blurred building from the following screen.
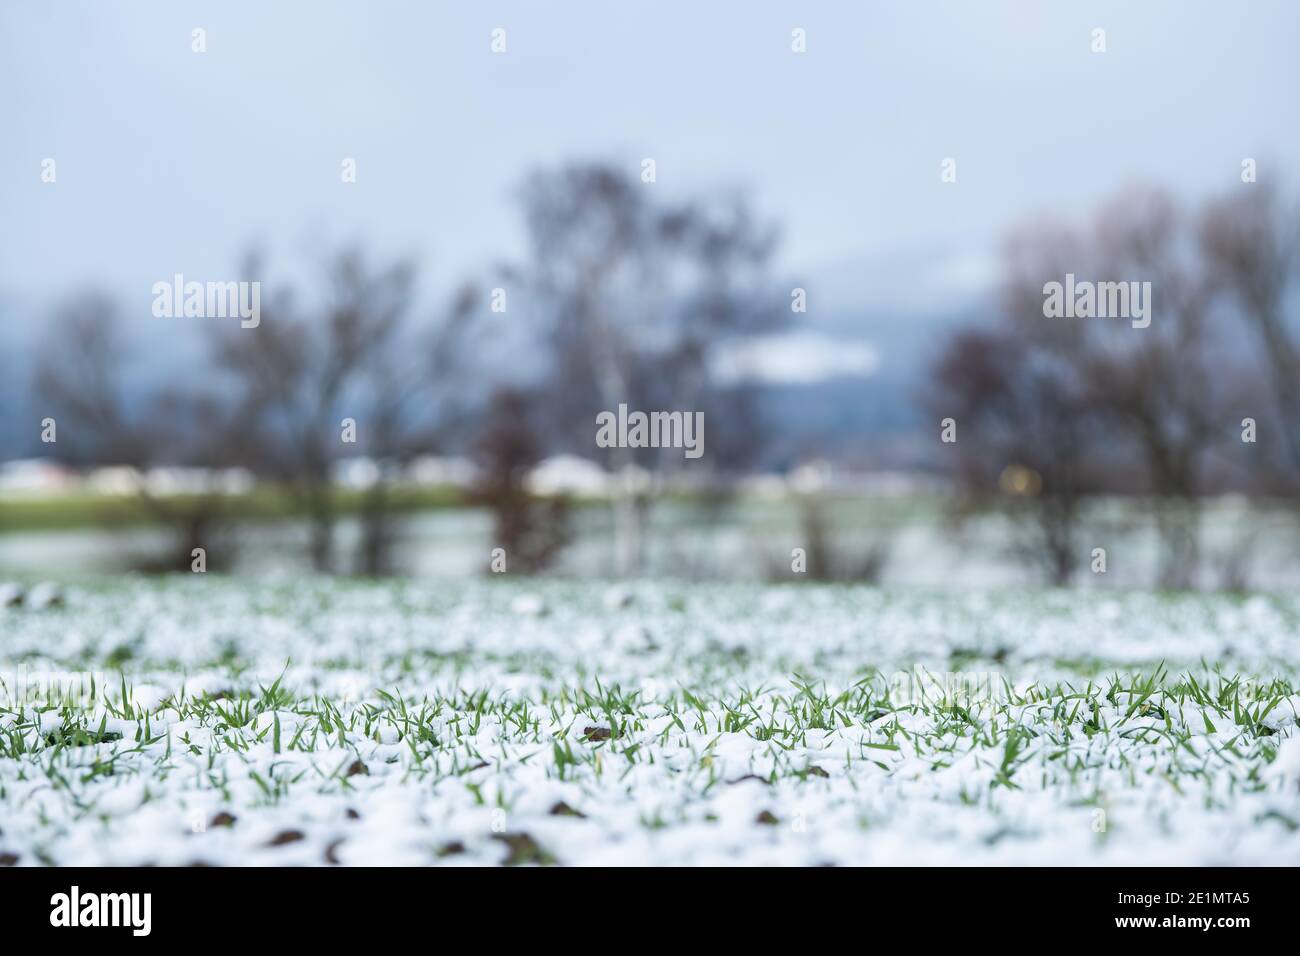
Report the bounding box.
[527,455,611,497]
[406,455,477,489]
[0,458,77,496]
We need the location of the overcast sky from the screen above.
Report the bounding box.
[3,1,1299,353]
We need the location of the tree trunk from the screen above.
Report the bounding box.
[612,468,643,576]
[1156,498,1199,590]
[308,485,335,573]
[357,481,392,577]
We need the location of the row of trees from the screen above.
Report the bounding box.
[929,183,1300,587]
[25,166,1299,587]
[30,162,785,576]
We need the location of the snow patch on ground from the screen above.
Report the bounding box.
[0,578,1297,866]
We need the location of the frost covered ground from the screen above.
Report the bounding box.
[1,577,1299,866]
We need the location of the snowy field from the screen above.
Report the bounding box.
[1,577,1299,866]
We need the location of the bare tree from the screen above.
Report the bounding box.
[1076,189,1226,588]
[210,247,418,573]
[32,292,235,571]
[985,188,1230,588]
[926,326,1103,585]
[1199,184,1300,488]
[470,388,571,575]
[516,162,784,574]
[351,282,478,576]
